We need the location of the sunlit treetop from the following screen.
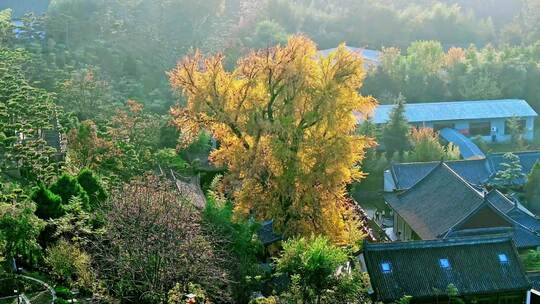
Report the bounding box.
[169,36,376,246]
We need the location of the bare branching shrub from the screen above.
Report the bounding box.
[93,176,232,303]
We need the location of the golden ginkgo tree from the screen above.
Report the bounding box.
[169,36,376,245]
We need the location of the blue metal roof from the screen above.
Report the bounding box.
[488,151,540,176]
[439,128,486,159]
[372,99,538,124]
[317,47,381,64]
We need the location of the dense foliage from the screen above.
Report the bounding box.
[0,0,539,303]
[363,41,540,113]
[170,36,375,245]
[525,162,540,213]
[275,236,368,304]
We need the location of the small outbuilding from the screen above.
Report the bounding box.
[369,99,538,143]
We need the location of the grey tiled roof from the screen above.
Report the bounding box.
[258,220,282,246]
[390,162,440,189]
[486,190,516,214]
[527,272,540,291]
[389,151,540,191]
[390,159,491,190]
[386,163,485,239]
[387,164,540,249]
[488,151,540,178]
[508,209,540,232]
[364,236,530,303]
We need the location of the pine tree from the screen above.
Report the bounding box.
[491,152,525,192]
[525,161,540,214]
[49,174,90,210]
[382,95,410,158]
[31,183,64,220]
[77,168,107,209]
[506,116,526,150]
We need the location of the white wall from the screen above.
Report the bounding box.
[397,116,536,143]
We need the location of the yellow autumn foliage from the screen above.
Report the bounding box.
[169,36,376,246]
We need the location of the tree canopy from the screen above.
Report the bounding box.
[169,36,375,245]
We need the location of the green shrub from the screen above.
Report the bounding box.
[31,183,64,219]
[46,240,93,289]
[50,174,90,210]
[276,236,368,303]
[156,148,189,172]
[54,286,71,299]
[77,168,107,209]
[522,250,540,271]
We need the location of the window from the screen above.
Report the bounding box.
[439,258,451,269]
[381,262,392,273]
[434,122,455,131]
[498,253,509,264]
[469,122,491,136]
[505,119,526,135]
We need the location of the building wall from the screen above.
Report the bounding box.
[393,213,413,241]
[525,117,535,141]
[406,116,535,143]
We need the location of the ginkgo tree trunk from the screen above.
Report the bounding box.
[169,36,376,246]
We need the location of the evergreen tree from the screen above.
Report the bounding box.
[49,174,90,210]
[491,152,525,192]
[31,183,64,219]
[77,168,107,209]
[0,47,59,183]
[506,116,526,150]
[382,95,411,157]
[357,119,380,173]
[525,161,540,214]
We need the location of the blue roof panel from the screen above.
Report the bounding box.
[439,128,486,159]
[317,47,381,64]
[372,99,538,124]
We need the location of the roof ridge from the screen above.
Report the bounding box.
[441,162,485,198]
[392,160,440,166]
[364,235,512,250]
[483,192,538,233]
[506,210,539,233]
[397,161,445,197]
[377,99,527,108]
[489,150,540,156]
[487,189,515,208]
[392,158,487,167]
